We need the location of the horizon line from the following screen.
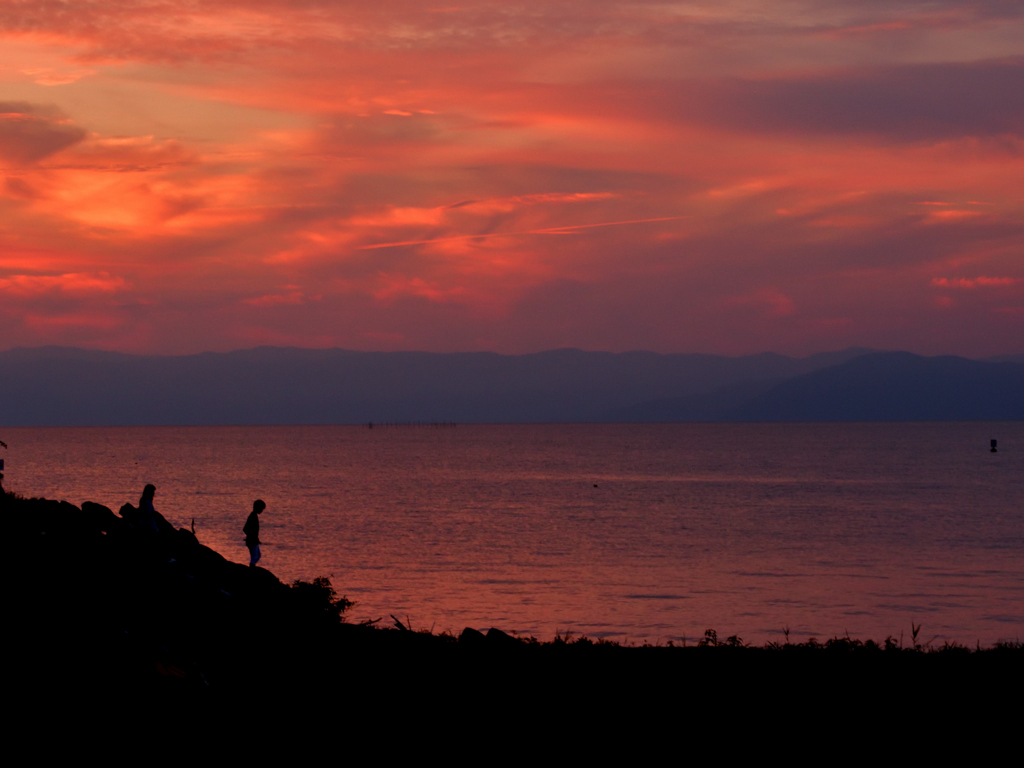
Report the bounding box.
[2,344,1022,361]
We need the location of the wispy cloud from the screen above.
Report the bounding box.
[0,272,128,295]
[931,276,1020,289]
[358,216,689,250]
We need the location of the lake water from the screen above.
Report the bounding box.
[2,423,1021,645]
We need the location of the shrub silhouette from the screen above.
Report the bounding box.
[290,576,353,625]
[698,629,718,646]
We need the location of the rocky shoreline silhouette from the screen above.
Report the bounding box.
[5,486,1019,707]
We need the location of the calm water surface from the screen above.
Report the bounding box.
[3,423,1022,644]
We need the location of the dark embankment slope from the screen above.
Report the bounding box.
[5,487,1019,716]
[727,352,1024,421]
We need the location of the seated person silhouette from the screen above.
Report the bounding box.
[138,484,161,534]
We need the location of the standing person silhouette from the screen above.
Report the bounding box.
[243,500,266,568]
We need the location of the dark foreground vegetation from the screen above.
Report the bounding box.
[5,487,1020,715]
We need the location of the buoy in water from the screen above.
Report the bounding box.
[991,439,998,453]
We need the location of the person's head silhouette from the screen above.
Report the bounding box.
[253,499,266,514]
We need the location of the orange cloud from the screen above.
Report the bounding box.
[372,274,467,305]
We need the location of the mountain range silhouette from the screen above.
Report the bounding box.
[1,346,1021,426]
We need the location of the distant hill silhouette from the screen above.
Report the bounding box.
[0,345,870,426]
[0,346,1020,425]
[986,353,1024,364]
[726,352,1024,421]
[603,378,782,422]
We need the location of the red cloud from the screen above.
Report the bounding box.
[2,2,1023,356]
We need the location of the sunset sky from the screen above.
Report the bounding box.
[1,1,1022,356]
